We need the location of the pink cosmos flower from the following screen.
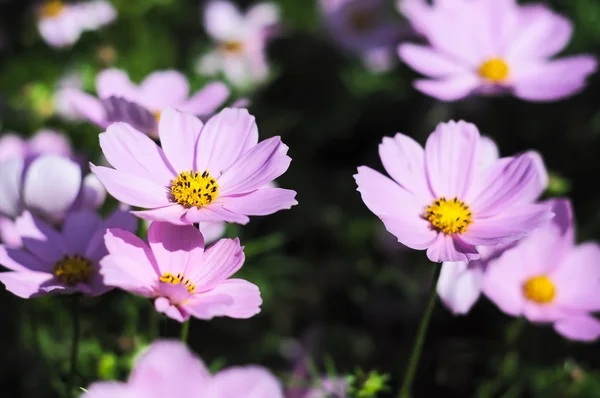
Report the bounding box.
[82,340,283,397]
[36,0,116,48]
[354,120,553,263]
[397,0,597,102]
[66,68,230,137]
[92,107,296,225]
[197,1,279,87]
[436,137,548,314]
[100,221,261,322]
[0,209,136,298]
[482,199,600,342]
[0,129,72,163]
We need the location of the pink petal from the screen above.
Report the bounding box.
[217,137,290,195]
[247,2,280,28]
[425,120,479,199]
[16,211,66,264]
[477,136,499,171]
[65,90,108,127]
[91,165,171,208]
[354,166,436,250]
[437,261,483,315]
[198,221,226,244]
[139,71,189,110]
[81,382,134,398]
[195,108,259,175]
[203,1,244,41]
[131,205,189,225]
[426,234,479,263]
[481,249,529,317]
[86,209,138,261]
[0,270,54,298]
[38,13,82,48]
[96,69,138,101]
[378,133,430,198]
[62,211,102,254]
[185,279,261,319]
[158,108,203,173]
[522,301,571,323]
[0,134,26,163]
[183,205,250,225]
[0,244,51,272]
[554,315,600,342]
[518,151,548,203]
[207,365,283,398]
[0,157,24,218]
[154,297,189,322]
[414,76,480,101]
[188,238,244,289]
[179,82,230,116]
[99,122,176,185]
[75,174,107,212]
[147,222,205,276]
[398,43,468,78]
[29,130,72,158]
[220,188,297,216]
[512,56,597,102]
[0,217,22,247]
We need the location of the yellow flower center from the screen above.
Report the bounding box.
[170,170,219,207]
[154,111,162,125]
[222,41,244,53]
[159,272,196,294]
[425,197,473,235]
[478,58,510,82]
[40,0,65,18]
[523,275,555,304]
[53,254,93,286]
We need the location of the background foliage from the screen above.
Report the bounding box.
[1,0,600,397]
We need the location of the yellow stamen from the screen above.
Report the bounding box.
[221,41,244,53]
[39,0,65,18]
[159,272,196,294]
[54,254,93,286]
[154,111,162,125]
[170,170,219,208]
[425,196,473,235]
[478,58,510,82]
[523,275,555,304]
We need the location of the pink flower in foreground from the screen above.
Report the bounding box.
[482,199,600,342]
[354,120,553,263]
[92,107,296,225]
[83,340,283,397]
[198,1,279,87]
[436,137,548,314]
[66,68,230,137]
[397,0,597,102]
[100,221,262,322]
[36,0,116,48]
[0,209,136,298]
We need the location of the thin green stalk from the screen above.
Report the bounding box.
[398,264,442,398]
[67,297,81,398]
[180,320,190,343]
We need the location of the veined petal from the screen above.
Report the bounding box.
[220,188,297,216]
[0,271,54,299]
[426,234,479,263]
[437,261,483,315]
[131,205,189,225]
[158,108,204,173]
[183,206,250,225]
[185,279,261,319]
[187,238,243,290]
[147,222,205,276]
[16,211,66,263]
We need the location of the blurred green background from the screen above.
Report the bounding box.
[2,0,600,397]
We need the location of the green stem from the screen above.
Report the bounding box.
[180,320,190,343]
[398,264,441,398]
[67,297,81,398]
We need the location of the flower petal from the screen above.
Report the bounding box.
[221,188,297,216]
[185,279,261,319]
[554,315,600,342]
[203,1,245,41]
[16,211,66,264]
[81,382,134,398]
[148,222,205,276]
[198,222,226,245]
[65,90,108,127]
[0,271,54,298]
[0,157,24,218]
[158,108,203,173]
[62,211,103,254]
[183,205,250,225]
[188,237,244,290]
[139,71,190,110]
[96,69,138,100]
[131,205,189,225]
[413,76,480,102]
[0,244,51,272]
[437,261,483,315]
[178,82,230,116]
[207,364,283,398]
[398,43,468,78]
[426,234,479,263]
[154,297,189,322]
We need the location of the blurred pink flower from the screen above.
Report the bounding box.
[437,137,548,314]
[100,221,262,322]
[482,199,600,342]
[397,0,597,101]
[198,1,279,87]
[36,0,116,48]
[65,69,230,137]
[0,129,72,163]
[304,378,348,398]
[92,107,296,225]
[354,120,552,263]
[0,209,136,298]
[83,340,283,397]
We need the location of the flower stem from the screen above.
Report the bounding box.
[67,296,81,398]
[180,320,190,343]
[398,263,441,398]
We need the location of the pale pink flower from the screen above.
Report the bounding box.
[0,209,136,298]
[398,0,597,101]
[100,221,262,322]
[0,129,72,163]
[482,199,600,342]
[92,107,296,225]
[354,120,552,263]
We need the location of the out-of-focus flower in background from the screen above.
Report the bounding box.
[482,199,600,342]
[82,340,283,397]
[101,222,262,322]
[53,70,86,121]
[397,0,597,101]
[197,1,279,88]
[320,0,408,73]
[36,0,116,48]
[65,69,230,137]
[0,209,136,298]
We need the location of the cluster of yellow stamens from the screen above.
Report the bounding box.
[54,254,93,286]
[522,275,555,304]
[159,272,196,294]
[39,0,65,18]
[170,170,219,208]
[478,58,510,82]
[221,41,244,53]
[425,197,473,235]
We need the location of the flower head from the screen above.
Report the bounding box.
[82,340,283,397]
[482,199,600,342]
[0,209,136,298]
[37,0,116,48]
[92,107,296,225]
[354,120,552,263]
[65,68,230,137]
[0,129,73,163]
[397,0,597,101]
[101,221,262,322]
[197,1,279,87]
